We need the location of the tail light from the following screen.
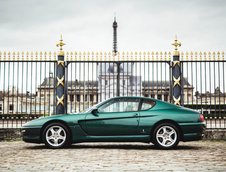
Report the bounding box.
[199,114,205,122]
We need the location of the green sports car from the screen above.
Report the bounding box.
[21,96,205,149]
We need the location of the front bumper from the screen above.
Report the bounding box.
[21,127,42,143]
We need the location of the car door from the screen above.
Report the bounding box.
[83,97,141,136]
[138,98,157,134]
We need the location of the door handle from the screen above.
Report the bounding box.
[133,113,138,117]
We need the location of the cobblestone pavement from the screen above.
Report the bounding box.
[0,141,226,172]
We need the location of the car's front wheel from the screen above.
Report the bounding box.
[43,122,70,149]
[153,123,179,149]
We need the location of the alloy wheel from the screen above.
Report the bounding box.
[45,125,67,148]
[153,123,179,149]
[156,126,177,147]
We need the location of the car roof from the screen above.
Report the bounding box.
[112,96,174,105]
[112,96,156,101]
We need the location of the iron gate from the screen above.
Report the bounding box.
[0,51,225,128]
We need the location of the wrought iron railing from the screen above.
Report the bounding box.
[0,51,225,129]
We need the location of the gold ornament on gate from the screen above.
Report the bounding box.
[172,35,181,56]
[57,76,65,87]
[173,96,181,105]
[173,76,181,87]
[57,95,64,106]
[56,35,66,56]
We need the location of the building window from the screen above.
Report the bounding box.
[85,95,88,102]
[76,95,80,102]
[123,80,126,85]
[9,104,14,111]
[151,94,155,98]
[105,80,108,85]
[70,95,74,102]
[90,95,94,102]
[164,95,168,101]
[0,104,2,111]
[157,95,162,100]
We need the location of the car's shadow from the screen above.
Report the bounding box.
[25,143,201,150]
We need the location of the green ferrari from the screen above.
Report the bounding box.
[21,96,205,149]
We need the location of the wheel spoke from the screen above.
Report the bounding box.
[168,137,174,143]
[47,135,54,140]
[163,127,167,134]
[157,133,164,138]
[162,138,167,145]
[168,131,175,136]
[57,128,62,134]
[53,138,58,145]
[50,128,55,135]
[58,135,65,140]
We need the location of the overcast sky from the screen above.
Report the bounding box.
[0,0,226,52]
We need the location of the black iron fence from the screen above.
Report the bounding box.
[0,51,225,129]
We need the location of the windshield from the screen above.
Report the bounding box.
[83,100,108,113]
[69,99,110,114]
[83,105,97,113]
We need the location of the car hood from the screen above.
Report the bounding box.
[22,113,86,128]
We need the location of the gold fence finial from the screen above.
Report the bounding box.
[56,34,66,56]
[172,35,181,56]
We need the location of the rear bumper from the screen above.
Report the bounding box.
[180,123,206,141]
[21,127,41,143]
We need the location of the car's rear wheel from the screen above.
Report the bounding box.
[43,122,70,149]
[153,123,179,149]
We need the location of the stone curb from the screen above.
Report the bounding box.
[203,129,226,140]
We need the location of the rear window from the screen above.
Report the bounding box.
[141,99,155,110]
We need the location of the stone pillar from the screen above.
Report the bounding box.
[56,35,66,114]
[172,37,182,105]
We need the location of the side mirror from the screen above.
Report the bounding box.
[91,108,99,116]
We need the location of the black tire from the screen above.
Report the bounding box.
[152,122,180,149]
[43,122,70,149]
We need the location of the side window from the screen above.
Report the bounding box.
[98,98,140,113]
[141,99,155,110]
